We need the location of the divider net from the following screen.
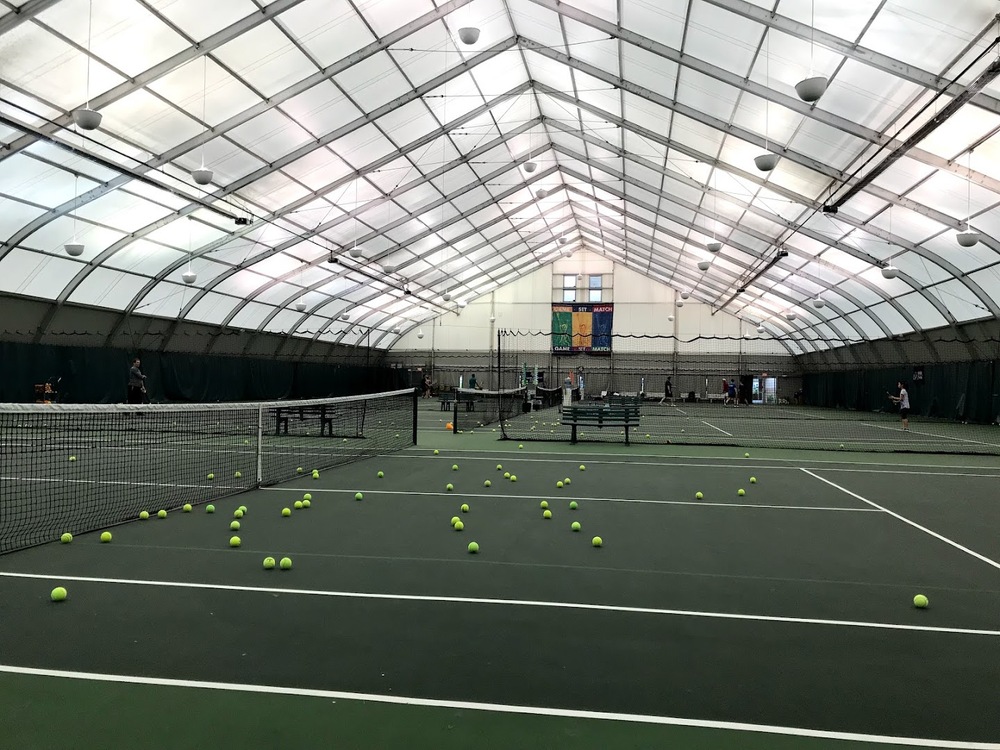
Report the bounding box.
[0,388,417,554]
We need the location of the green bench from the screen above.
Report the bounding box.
[561,404,641,445]
[439,391,477,411]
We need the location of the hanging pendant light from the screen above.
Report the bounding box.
[706,171,724,252]
[667,314,675,322]
[182,270,197,284]
[191,56,214,184]
[535,188,547,200]
[756,324,765,333]
[64,176,85,257]
[182,217,197,283]
[680,290,691,300]
[295,300,307,312]
[458,27,480,45]
[882,204,900,277]
[675,300,685,308]
[392,327,402,334]
[417,329,425,339]
[786,311,797,321]
[697,259,712,271]
[72,0,102,131]
[812,295,825,308]
[795,0,828,103]
[706,240,723,253]
[957,150,980,247]
[755,31,779,172]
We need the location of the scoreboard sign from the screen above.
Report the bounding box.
[552,303,614,354]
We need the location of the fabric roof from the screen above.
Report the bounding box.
[0,0,998,353]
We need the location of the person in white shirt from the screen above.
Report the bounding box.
[889,381,910,430]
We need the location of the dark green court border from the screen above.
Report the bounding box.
[0,671,968,750]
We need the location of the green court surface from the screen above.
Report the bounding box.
[2,430,999,749]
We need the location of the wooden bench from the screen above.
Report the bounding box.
[273,403,366,437]
[561,404,641,445]
[439,391,477,412]
[274,405,336,436]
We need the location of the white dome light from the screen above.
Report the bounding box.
[457,299,467,308]
[457,26,480,45]
[667,314,675,322]
[64,242,85,257]
[756,324,765,333]
[182,270,197,284]
[523,161,537,173]
[697,260,711,271]
[392,327,401,334]
[881,265,900,279]
[786,311,797,321]
[535,188,547,200]
[956,230,980,247]
[754,153,780,172]
[794,76,828,103]
[675,300,684,308]
[349,244,364,258]
[417,330,424,339]
[489,315,496,322]
[812,296,826,309]
[443,292,452,302]
[559,236,568,245]
[341,313,350,321]
[295,300,306,312]
[680,291,691,300]
[191,168,214,186]
[72,108,102,130]
[382,264,396,274]
[706,240,723,253]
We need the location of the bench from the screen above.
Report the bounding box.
[561,404,641,445]
[274,404,362,437]
[439,391,477,411]
[607,395,643,408]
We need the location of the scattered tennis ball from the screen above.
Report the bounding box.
[452,464,459,471]
[279,557,292,570]
[913,594,929,608]
[100,531,112,543]
[738,489,746,496]
[744,453,750,458]
[503,472,510,479]
[540,500,549,509]
[450,516,460,526]
[461,503,470,513]
[592,536,603,547]
[518,444,524,449]
[183,503,192,512]
[50,586,68,602]
[510,475,517,482]
[294,500,303,509]
[60,533,73,544]
[157,510,167,519]
[234,509,244,519]
[750,477,757,484]
[281,507,291,517]
[244,439,251,445]
[543,509,552,519]
[496,464,502,471]
[206,505,215,514]
[303,493,312,501]
[433,449,440,455]
[234,471,242,479]
[343,438,348,443]
[302,499,310,508]
[454,520,465,531]
[139,510,149,520]
[571,521,581,531]
[645,434,650,439]
[556,481,564,489]
[569,501,578,510]
[69,456,77,462]
[355,492,364,500]
[377,471,384,478]
[312,472,320,480]
[839,444,845,449]
[579,464,586,471]
[230,521,241,531]
[468,542,479,553]
[263,557,276,570]
[207,473,215,480]
[239,505,247,514]
[229,536,241,548]
[445,484,454,492]
[297,467,304,474]
[564,478,571,485]
[483,480,491,488]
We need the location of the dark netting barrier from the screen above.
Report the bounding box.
[0,388,417,554]
[496,330,1000,455]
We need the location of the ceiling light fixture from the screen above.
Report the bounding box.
[795,0,828,103]
[191,55,214,185]
[706,171,723,253]
[957,150,980,247]
[754,31,780,172]
[697,259,711,271]
[64,175,85,257]
[72,0,102,131]
[458,27,480,45]
[182,217,197,284]
[882,204,900,278]
[295,300,306,312]
[786,310,797,321]
[756,324,765,333]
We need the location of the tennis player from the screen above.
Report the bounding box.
[888,381,910,430]
[127,358,147,404]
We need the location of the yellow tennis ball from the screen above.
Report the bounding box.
[542,509,552,519]
[556,481,563,489]
[450,516,460,526]
[100,531,112,543]
[461,503,470,513]
[50,586,68,602]
[302,499,311,508]
[229,536,241,547]
[183,503,192,512]
[157,510,167,519]
[139,511,149,520]
[510,475,517,482]
[281,507,291,517]
[279,557,292,570]
[737,489,746,496]
[913,594,929,608]
[540,501,549,509]
[60,533,73,543]
[294,500,303,510]
[695,491,704,500]
[454,520,464,531]
[263,557,276,570]
[592,536,603,547]
[230,521,241,531]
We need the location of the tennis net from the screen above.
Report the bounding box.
[450,387,527,433]
[0,388,416,554]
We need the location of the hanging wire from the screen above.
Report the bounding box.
[85,0,94,108]
[763,29,770,152]
[966,149,974,230]
[200,54,208,168]
[809,0,816,75]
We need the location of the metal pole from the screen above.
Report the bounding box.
[411,388,418,446]
[255,406,263,485]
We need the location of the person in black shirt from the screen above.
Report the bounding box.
[127,358,147,404]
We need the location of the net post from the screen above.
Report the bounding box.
[255,406,263,486]
[411,388,418,445]
[452,389,458,434]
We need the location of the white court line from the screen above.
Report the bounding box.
[259,486,875,513]
[801,469,1000,573]
[774,408,829,420]
[701,420,733,436]
[861,422,1000,449]
[0,667,995,750]
[0,570,996,637]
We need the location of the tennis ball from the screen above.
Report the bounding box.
[450,516,460,526]
[239,505,247,514]
[592,536,603,547]
[206,505,215,514]
[302,499,311,508]
[183,503,192,512]
[461,503,470,512]
[483,480,491,488]
[738,489,746,496]
[354,492,364,501]
[468,542,479,553]
[234,471,242,479]
[569,501,578,510]
[564,478,571,485]
[293,500,303,510]
[69,456,77,462]
[312,471,320,480]
[377,471,384,478]
[454,520,464,531]
[445,484,453,492]
[510,475,517,482]
[244,439,251,445]
[571,521,581,531]
[579,464,586,471]
[263,557,276,570]
[279,557,292,570]
[207,473,215,480]
[503,472,510,479]
[157,510,167,519]
[645,434,650,438]
[433,449,439,455]
[540,500,550,509]
[695,492,704,500]
[234,509,244,519]
[229,536,241,548]
[543,509,552,519]
[50,586,68,602]
[139,511,149,520]
[100,531,112,543]
[230,521,241,531]
[60,533,73,544]
[518,444,524,449]
[297,467,304,474]
[556,481,563,489]
[496,464,502,471]
[750,477,757,484]
[303,493,312,501]
[913,594,929,608]
[281,507,291,517]
[744,453,750,458]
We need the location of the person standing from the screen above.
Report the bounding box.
[127,357,147,404]
[421,374,433,399]
[660,377,674,404]
[727,378,738,407]
[889,381,910,430]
